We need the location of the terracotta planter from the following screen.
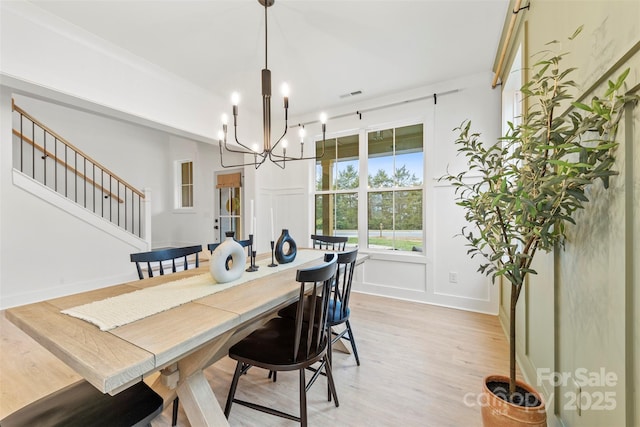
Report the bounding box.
[481,375,547,427]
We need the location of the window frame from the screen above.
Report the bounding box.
[364,122,424,252]
[314,129,360,246]
[313,120,426,255]
[175,159,194,210]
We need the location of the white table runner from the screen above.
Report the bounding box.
[62,250,323,331]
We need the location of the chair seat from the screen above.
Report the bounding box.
[0,381,163,427]
[229,318,327,370]
[328,300,350,325]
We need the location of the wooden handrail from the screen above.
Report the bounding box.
[12,102,145,199]
[12,129,125,204]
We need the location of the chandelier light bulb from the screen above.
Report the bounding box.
[217,130,225,140]
[319,112,327,124]
[221,113,228,125]
[231,92,240,106]
[282,139,288,148]
[281,83,290,98]
[252,143,259,152]
[298,127,306,142]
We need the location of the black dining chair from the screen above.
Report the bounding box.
[0,380,163,427]
[277,248,361,399]
[129,245,202,426]
[311,234,348,251]
[129,245,202,280]
[224,253,340,426]
[324,249,360,374]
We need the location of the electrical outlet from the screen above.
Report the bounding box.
[449,272,458,283]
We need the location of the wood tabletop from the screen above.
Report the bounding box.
[5,252,325,395]
[5,249,366,425]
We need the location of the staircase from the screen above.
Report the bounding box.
[11,99,146,238]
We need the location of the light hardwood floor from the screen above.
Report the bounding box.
[1,292,516,426]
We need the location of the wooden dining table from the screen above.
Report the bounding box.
[5,250,349,426]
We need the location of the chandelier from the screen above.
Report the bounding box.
[218,0,327,169]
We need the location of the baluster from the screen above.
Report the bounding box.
[64,145,68,198]
[109,173,113,222]
[32,121,35,179]
[101,169,105,218]
[43,129,47,187]
[74,151,77,202]
[19,114,23,172]
[54,136,58,193]
[92,163,96,213]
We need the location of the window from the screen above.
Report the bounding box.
[367,124,423,251]
[314,123,424,253]
[178,161,193,208]
[315,134,359,245]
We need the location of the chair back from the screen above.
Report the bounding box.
[292,253,338,362]
[236,239,251,248]
[208,239,251,254]
[130,245,202,280]
[311,234,348,251]
[330,248,358,323]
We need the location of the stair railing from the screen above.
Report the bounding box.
[11,99,146,238]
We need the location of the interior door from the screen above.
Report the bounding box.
[216,172,243,241]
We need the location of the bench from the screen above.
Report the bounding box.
[0,380,163,427]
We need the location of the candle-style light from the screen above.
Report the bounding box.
[217,0,327,169]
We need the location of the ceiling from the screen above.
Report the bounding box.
[27,0,509,119]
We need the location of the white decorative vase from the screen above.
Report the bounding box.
[210,237,247,283]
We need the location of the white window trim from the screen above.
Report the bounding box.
[361,121,425,254]
[174,159,195,211]
[313,119,426,256]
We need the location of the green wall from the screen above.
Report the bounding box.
[497,1,639,426]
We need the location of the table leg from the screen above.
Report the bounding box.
[171,331,234,426]
[331,326,352,354]
[177,371,229,426]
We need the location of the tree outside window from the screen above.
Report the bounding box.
[314,123,424,253]
[367,124,423,252]
[315,134,358,245]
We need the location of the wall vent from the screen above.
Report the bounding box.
[339,90,363,99]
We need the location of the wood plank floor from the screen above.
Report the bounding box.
[1,292,516,426]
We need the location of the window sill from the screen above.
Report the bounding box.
[357,248,427,264]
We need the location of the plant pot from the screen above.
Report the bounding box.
[481,375,546,427]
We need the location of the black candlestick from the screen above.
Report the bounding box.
[246,235,258,272]
[268,240,278,267]
[246,250,259,272]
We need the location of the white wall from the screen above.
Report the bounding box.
[0,0,221,139]
[255,72,502,314]
[0,0,253,309]
[0,91,231,308]
[0,0,501,317]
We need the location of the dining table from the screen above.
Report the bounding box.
[5,249,366,426]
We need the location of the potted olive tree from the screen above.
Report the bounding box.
[442,32,636,426]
